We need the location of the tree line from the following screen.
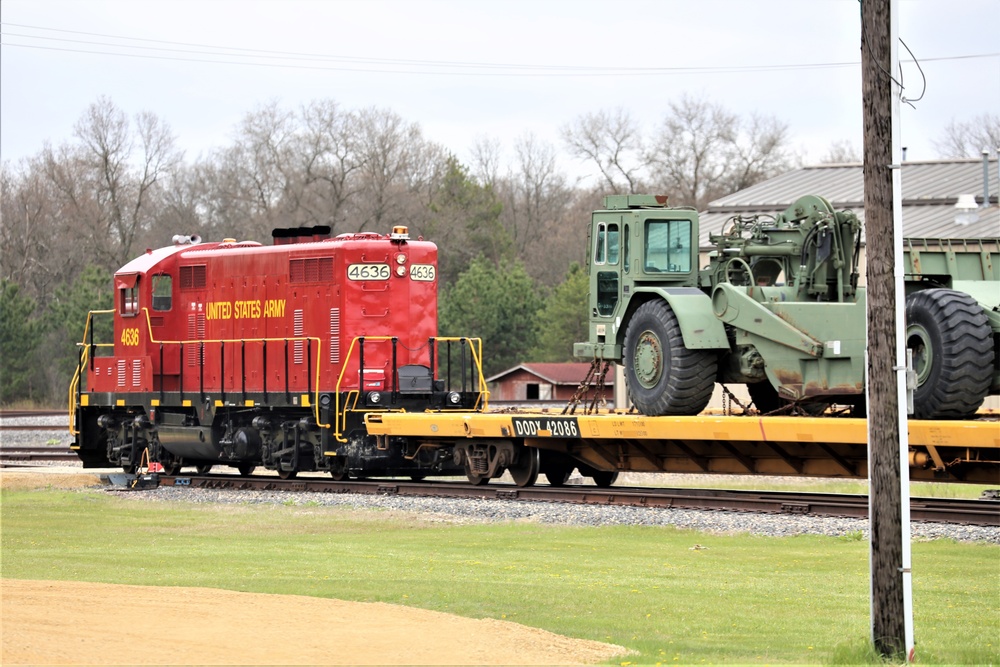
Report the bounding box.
[1,95,995,405]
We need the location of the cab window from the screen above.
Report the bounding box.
[151,273,172,311]
[119,284,139,317]
[645,219,692,273]
[595,223,620,265]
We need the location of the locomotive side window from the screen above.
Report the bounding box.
[120,283,139,317]
[151,273,172,311]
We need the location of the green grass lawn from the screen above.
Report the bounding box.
[2,487,997,665]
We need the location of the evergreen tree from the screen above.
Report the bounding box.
[0,281,42,403]
[530,262,589,362]
[439,256,542,378]
[42,266,115,393]
[427,157,510,286]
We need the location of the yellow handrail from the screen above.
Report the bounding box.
[68,309,114,436]
[331,335,489,443]
[70,308,489,446]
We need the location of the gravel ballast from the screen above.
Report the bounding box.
[108,483,1000,544]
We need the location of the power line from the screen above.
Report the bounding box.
[2,22,997,77]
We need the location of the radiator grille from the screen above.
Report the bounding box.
[289,257,333,283]
[180,264,206,289]
[293,309,304,364]
[117,359,126,387]
[329,308,340,364]
[186,314,205,367]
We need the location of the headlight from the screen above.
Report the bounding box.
[447,392,462,405]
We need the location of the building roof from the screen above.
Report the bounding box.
[698,158,1000,248]
[485,362,613,386]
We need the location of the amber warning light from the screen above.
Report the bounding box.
[390,226,409,241]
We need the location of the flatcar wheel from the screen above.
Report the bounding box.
[237,464,256,476]
[195,464,213,475]
[543,468,572,487]
[508,448,539,488]
[277,469,297,480]
[161,461,182,476]
[590,471,619,488]
[329,470,349,481]
[465,471,490,486]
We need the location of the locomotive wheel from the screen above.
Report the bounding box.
[195,464,213,475]
[507,448,539,488]
[161,461,183,476]
[237,464,256,476]
[329,470,349,481]
[623,300,718,416]
[277,469,298,480]
[409,473,427,482]
[590,471,619,488]
[905,289,994,419]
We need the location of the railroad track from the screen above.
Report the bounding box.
[0,410,66,419]
[0,447,78,464]
[145,474,1000,527]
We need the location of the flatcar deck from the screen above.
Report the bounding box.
[365,411,1000,484]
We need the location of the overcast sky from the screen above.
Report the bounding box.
[2,0,998,179]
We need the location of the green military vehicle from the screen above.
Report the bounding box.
[574,194,999,419]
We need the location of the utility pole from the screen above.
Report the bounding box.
[860,0,913,660]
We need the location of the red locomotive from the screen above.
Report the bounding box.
[70,225,486,479]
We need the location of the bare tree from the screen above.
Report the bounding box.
[820,139,862,164]
[647,95,793,210]
[723,112,795,192]
[298,99,361,232]
[646,95,737,210]
[350,107,443,233]
[70,96,181,267]
[469,134,503,190]
[561,108,645,194]
[933,112,1000,158]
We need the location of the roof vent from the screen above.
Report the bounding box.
[954,194,980,225]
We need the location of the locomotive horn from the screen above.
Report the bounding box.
[171,234,202,246]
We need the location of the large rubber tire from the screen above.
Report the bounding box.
[905,289,994,419]
[623,301,718,416]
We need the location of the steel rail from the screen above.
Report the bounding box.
[0,410,65,419]
[0,448,78,462]
[150,475,999,527]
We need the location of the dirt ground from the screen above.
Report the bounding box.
[1,471,628,666]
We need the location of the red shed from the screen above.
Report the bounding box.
[486,362,613,402]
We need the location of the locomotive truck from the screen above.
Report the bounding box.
[69,225,510,481]
[574,194,1000,419]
